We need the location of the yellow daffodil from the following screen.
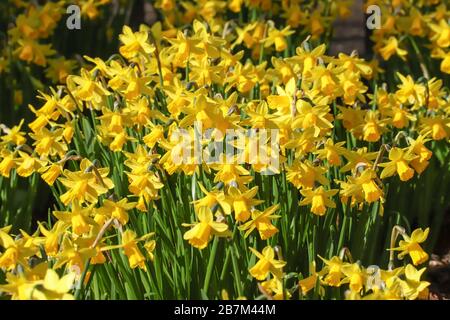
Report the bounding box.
[226,186,263,222]
[263,25,294,52]
[38,221,67,257]
[0,149,17,178]
[59,159,114,205]
[1,119,27,146]
[261,277,292,300]
[390,227,429,266]
[39,162,63,186]
[15,151,45,177]
[53,201,95,236]
[249,246,286,280]
[30,269,76,300]
[408,135,432,174]
[399,264,430,300]
[286,159,329,190]
[429,19,450,48]
[299,186,339,216]
[319,255,345,287]
[380,147,416,181]
[314,139,346,166]
[192,183,231,215]
[119,25,155,60]
[95,198,136,226]
[298,261,326,295]
[238,204,280,239]
[379,37,407,61]
[182,207,230,250]
[340,263,366,293]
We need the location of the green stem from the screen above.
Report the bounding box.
[202,236,219,295]
[74,260,91,300]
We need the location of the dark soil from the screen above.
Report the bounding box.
[428,208,450,300]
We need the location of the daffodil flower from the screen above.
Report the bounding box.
[299,186,338,216]
[119,25,155,59]
[380,147,416,182]
[399,264,430,300]
[378,37,407,61]
[58,159,114,205]
[249,246,286,280]
[239,204,280,240]
[390,227,429,266]
[227,186,264,222]
[182,207,230,250]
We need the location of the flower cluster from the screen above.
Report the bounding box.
[0,0,448,300]
[297,228,430,300]
[1,0,114,83]
[367,0,450,74]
